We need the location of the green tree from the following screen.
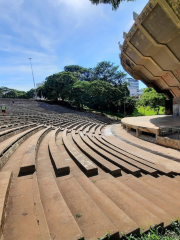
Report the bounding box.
[26,89,36,99]
[0,87,27,99]
[64,65,93,82]
[92,61,126,85]
[89,0,135,10]
[87,80,123,111]
[72,81,91,109]
[43,73,61,101]
[138,88,166,115]
[43,71,77,101]
[58,71,77,101]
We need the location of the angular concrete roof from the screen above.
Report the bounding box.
[120,0,180,99]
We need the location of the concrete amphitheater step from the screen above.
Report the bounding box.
[0,171,12,237]
[2,173,51,240]
[119,175,180,221]
[74,174,140,237]
[80,133,140,176]
[67,121,85,130]
[96,124,104,135]
[156,176,180,190]
[37,132,84,240]
[101,136,173,176]
[93,175,163,232]
[63,129,98,176]
[83,123,96,134]
[91,135,158,176]
[71,130,121,176]
[48,129,70,176]
[0,125,43,155]
[102,174,173,228]
[75,122,92,134]
[54,133,135,238]
[0,125,44,170]
[0,123,36,143]
[0,123,25,132]
[91,124,99,134]
[19,127,51,176]
[57,175,119,240]
[72,121,87,130]
[141,175,180,202]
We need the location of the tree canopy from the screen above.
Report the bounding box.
[89,0,136,10]
[38,61,136,115]
[138,88,166,115]
[0,87,27,99]
[92,61,126,85]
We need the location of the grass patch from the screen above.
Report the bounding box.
[83,105,165,120]
[136,106,165,116]
[76,213,82,218]
[125,222,180,240]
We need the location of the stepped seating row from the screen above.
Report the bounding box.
[0,171,12,238]
[19,127,52,176]
[0,123,36,143]
[0,103,180,239]
[0,125,45,170]
[0,113,105,129]
[0,122,28,132]
[46,121,177,178]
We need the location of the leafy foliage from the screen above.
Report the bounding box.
[64,65,93,82]
[125,222,180,240]
[138,88,166,115]
[42,72,77,101]
[92,61,126,85]
[37,61,136,115]
[0,87,27,99]
[89,0,136,10]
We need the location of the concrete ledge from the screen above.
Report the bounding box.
[0,171,13,238]
[19,127,52,176]
[0,125,44,171]
[48,130,70,177]
[156,136,180,150]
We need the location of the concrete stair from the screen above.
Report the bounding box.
[63,129,98,176]
[48,129,70,176]
[19,127,51,176]
[81,133,140,176]
[72,130,121,176]
[1,99,180,239]
[0,171,12,237]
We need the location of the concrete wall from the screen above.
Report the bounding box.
[156,136,180,150]
[173,97,180,116]
[120,0,180,115]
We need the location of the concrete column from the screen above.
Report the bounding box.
[126,125,131,132]
[136,128,142,137]
[122,123,126,129]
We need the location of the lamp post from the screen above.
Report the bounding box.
[28,58,37,99]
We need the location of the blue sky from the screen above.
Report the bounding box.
[0,0,149,92]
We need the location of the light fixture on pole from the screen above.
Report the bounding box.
[28,58,37,98]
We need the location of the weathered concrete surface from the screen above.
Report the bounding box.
[120,0,180,114]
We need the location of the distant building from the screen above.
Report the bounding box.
[125,78,143,97]
[36,81,44,88]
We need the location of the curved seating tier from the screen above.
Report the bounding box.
[0,99,180,239]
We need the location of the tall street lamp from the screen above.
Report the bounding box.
[28,58,37,98]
